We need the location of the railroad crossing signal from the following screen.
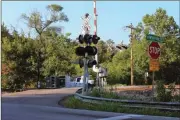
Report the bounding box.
[76,34,99,57]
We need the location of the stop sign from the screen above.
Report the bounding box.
[149,42,161,59]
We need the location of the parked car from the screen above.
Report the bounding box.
[75,76,95,88]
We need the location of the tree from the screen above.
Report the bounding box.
[21,4,69,85]
[142,8,180,83]
[2,27,36,90]
[105,8,179,85]
[42,32,77,77]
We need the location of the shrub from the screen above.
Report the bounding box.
[91,87,101,97]
[89,87,120,99]
[156,80,166,101]
[156,80,175,102]
[172,95,180,102]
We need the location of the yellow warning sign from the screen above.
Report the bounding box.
[149,59,159,71]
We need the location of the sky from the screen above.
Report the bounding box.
[2,1,179,44]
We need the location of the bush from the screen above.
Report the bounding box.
[156,80,175,102]
[89,87,120,99]
[91,87,101,97]
[172,95,180,102]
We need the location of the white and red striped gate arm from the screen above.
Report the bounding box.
[94,0,97,35]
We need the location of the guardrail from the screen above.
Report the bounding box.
[74,88,180,112]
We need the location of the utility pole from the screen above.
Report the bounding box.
[125,23,136,86]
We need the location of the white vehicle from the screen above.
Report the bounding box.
[74,76,94,87]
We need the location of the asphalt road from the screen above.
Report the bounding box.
[1,88,113,120]
[2,103,102,120]
[2,88,179,120]
[2,88,80,107]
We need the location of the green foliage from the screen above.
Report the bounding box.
[89,87,120,99]
[172,95,180,102]
[142,8,180,84]
[104,8,180,85]
[2,28,37,91]
[155,80,176,102]
[2,6,180,91]
[90,87,101,97]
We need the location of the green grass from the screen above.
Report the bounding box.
[62,96,180,118]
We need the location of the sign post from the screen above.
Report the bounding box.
[146,34,162,101]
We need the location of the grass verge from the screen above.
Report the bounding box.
[60,96,180,118]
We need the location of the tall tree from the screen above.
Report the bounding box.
[2,27,36,90]
[142,8,180,83]
[106,8,179,85]
[21,4,69,85]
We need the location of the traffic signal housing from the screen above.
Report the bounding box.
[75,47,85,56]
[85,46,97,56]
[87,59,97,68]
[84,34,92,44]
[78,34,84,44]
[77,34,100,45]
[79,59,84,68]
[77,59,97,68]
[92,35,100,44]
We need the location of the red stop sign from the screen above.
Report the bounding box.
[149,42,161,59]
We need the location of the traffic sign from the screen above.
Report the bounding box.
[146,34,163,43]
[149,59,159,71]
[148,42,161,59]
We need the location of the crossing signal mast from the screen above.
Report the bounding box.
[75,13,100,95]
[93,0,100,87]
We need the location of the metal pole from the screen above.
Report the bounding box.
[85,61,89,94]
[82,53,88,95]
[152,71,155,101]
[94,0,99,87]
